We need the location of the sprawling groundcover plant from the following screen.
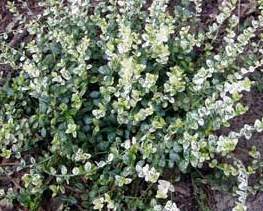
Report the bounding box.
[0,0,263,210]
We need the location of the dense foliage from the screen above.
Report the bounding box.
[0,0,263,210]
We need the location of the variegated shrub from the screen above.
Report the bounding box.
[0,0,263,210]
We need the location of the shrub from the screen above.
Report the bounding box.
[0,0,263,210]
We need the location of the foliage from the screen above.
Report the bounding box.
[0,0,263,210]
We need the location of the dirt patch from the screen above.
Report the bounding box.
[0,0,12,33]
[214,190,263,211]
[0,0,43,84]
[213,88,263,210]
[218,90,263,158]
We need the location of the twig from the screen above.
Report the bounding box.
[65,185,83,193]
[238,0,241,32]
[0,162,20,167]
